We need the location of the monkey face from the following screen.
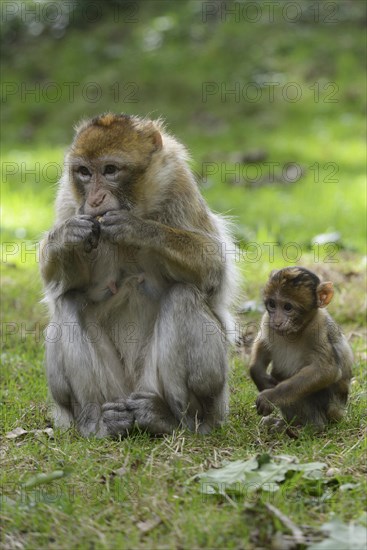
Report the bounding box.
[263,267,334,334]
[67,113,163,217]
[69,157,134,216]
[264,267,321,334]
[264,295,309,334]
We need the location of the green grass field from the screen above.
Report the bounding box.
[1,2,366,548]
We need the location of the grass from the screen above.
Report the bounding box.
[1,1,367,548]
[1,214,366,549]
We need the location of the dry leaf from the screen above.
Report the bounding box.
[33,428,54,439]
[6,427,28,439]
[115,466,128,477]
[6,427,55,440]
[136,516,162,534]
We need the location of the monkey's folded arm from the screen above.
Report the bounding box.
[100,210,224,288]
[256,361,342,414]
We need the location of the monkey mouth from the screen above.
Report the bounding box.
[78,206,116,217]
[272,326,292,336]
[273,327,302,340]
[92,209,114,218]
[88,207,120,219]
[274,329,287,336]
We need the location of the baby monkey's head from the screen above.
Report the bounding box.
[263,266,334,334]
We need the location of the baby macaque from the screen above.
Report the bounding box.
[249,267,353,430]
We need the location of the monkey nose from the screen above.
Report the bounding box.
[89,193,106,207]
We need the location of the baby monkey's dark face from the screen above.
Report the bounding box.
[263,267,320,334]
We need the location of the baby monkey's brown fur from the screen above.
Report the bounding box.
[249,267,353,430]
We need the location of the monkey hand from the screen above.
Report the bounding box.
[258,374,279,391]
[99,210,139,244]
[256,390,276,416]
[56,215,100,253]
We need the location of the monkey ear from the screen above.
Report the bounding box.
[151,130,162,151]
[317,282,334,307]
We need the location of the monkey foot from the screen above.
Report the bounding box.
[101,400,134,436]
[261,416,299,438]
[126,392,177,435]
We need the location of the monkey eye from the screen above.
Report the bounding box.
[78,166,91,177]
[267,299,276,309]
[284,303,293,311]
[104,165,118,175]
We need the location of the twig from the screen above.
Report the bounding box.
[265,503,306,545]
[340,435,364,456]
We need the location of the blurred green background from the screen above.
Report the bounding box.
[1,0,366,254]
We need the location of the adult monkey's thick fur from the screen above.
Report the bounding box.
[40,113,237,437]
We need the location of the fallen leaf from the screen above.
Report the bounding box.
[33,428,54,439]
[6,427,55,441]
[309,517,367,550]
[6,427,28,439]
[136,516,162,534]
[23,470,65,488]
[339,483,360,491]
[115,466,128,477]
[195,454,326,497]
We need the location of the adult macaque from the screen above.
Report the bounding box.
[249,267,353,430]
[40,113,237,437]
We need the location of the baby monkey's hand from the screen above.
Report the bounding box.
[256,390,276,416]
